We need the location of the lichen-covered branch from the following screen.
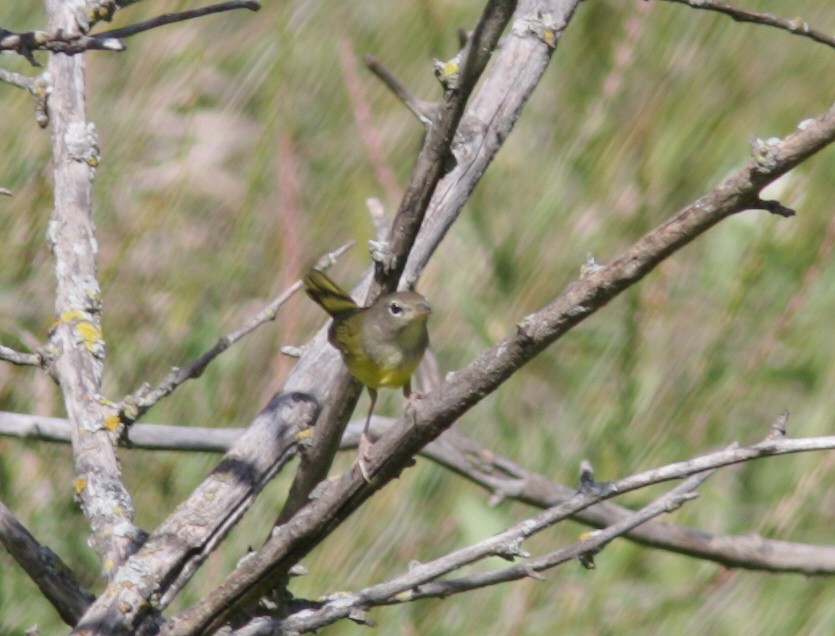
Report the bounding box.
[44,0,143,576]
[70,392,319,636]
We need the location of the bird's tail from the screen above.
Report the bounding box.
[303,269,359,318]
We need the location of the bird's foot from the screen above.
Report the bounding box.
[404,391,425,426]
[357,432,374,482]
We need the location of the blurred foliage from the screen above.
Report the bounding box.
[2,0,835,634]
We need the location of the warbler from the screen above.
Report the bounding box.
[303,269,431,479]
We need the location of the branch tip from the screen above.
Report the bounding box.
[755,198,796,218]
[768,410,789,438]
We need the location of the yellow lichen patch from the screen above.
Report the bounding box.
[75,320,103,351]
[60,309,87,324]
[295,428,314,442]
[73,477,87,494]
[104,413,121,431]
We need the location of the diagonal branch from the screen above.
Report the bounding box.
[364,54,438,127]
[0,500,94,626]
[177,425,835,635]
[393,421,835,575]
[70,392,319,636]
[273,0,520,569]
[358,105,835,491]
[114,242,352,425]
[158,97,835,635]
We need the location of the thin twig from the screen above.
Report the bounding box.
[0,1,260,63]
[0,27,124,63]
[0,68,39,91]
[96,1,261,40]
[364,54,438,126]
[116,242,353,424]
[265,471,713,634]
[663,0,835,51]
[0,344,42,367]
[0,411,241,453]
[3,408,835,575]
[371,0,517,290]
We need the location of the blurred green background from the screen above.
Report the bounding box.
[2,0,835,633]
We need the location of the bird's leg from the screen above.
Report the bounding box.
[357,387,377,482]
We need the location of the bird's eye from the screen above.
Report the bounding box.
[388,301,404,316]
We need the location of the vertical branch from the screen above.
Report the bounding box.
[44,0,142,574]
[374,0,518,294]
[404,0,579,287]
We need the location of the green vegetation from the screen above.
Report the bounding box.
[2,1,835,633]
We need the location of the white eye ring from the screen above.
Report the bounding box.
[388,302,404,316]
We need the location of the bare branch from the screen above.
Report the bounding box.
[161,412,835,634]
[70,392,319,636]
[0,1,260,62]
[0,411,240,453]
[373,0,518,290]
[397,421,835,576]
[4,408,835,577]
[95,1,261,40]
[0,500,94,626]
[264,471,712,634]
[402,2,574,287]
[364,54,438,127]
[344,103,835,493]
[0,26,124,63]
[0,68,39,91]
[0,70,51,127]
[754,197,796,218]
[0,344,42,367]
[663,0,835,51]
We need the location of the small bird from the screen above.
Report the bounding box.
[303,269,431,480]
